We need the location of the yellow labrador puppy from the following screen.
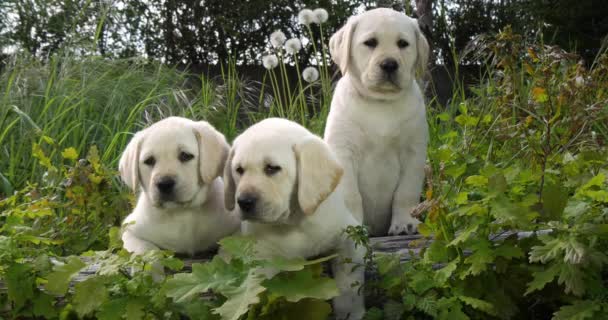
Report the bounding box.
[325,8,429,236]
[224,118,365,320]
[119,117,240,255]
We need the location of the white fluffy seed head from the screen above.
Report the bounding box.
[298,9,315,26]
[312,8,329,24]
[302,67,319,83]
[270,30,286,48]
[262,55,279,70]
[285,38,302,55]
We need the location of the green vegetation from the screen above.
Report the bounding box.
[1,26,608,319]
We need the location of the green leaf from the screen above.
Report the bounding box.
[125,299,146,320]
[491,195,537,228]
[525,264,560,295]
[263,268,339,302]
[73,277,108,317]
[552,300,600,320]
[458,296,496,316]
[435,259,458,284]
[383,300,404,320]
[161,257,184,271]
[465,175,488,187]
[455,192,468,205]
[529,236,564,264]
[218,235,256,263]
[488,174,507,195]
[410,271,436,294]
[541,182,568,220]
[462,240,494,278]
[363,307,384,320]
[164,257,243,304]
[449,224,479,247]
[557,264,586,296]
[417,223,432,237]
[279,298,332,320]
[424,240,448,263]
[214,270,267,320]
[445,163,467,178]
[33,292,57,318]
[263,253,337,272]
[5,263,35,311]
[97,298,128,320]
[532,87,548,103]
[494,244,524,260]
[45,256,86,295]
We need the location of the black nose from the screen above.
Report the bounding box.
[237,194,257,214]
[156,177,175,194]
[380,58,399,73]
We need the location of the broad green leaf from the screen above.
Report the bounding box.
[161,257,184,271]
[552,300,600,320]
[33,293,57,318]
[465,175,488,187]
[97,298,128,320]
[494,244,524,260]
[417,222,432,237]
[525,264,560,295]
[213,270,267,320]
[435,260,458,284]
[462,240,494,278]
[73,277,108,317]
[529,236,564,264]
[278,298,332,320]
[455,114,479,126]
[458,296,497,316]
[263,253,337,272]
[449,224,479,246]
[445,163,467,178]
[491,195,537,228]
[45,256,86,295]
[164,257,242,304]
[218,235,256,262]
[263,268,339,302]
[383,300,404,320]
[363,307,384,320]
[488,174,507,194]
[5,263,35,311]
[424,240,448,263]
[125,299,146,320]
[410,271,436,294]
[455,192,468,205]
[436,112,450,122]
[557,264,586,296]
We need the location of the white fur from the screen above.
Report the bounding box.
[325,8,429,236]
[119,117,240,255]
[224,118,365,320]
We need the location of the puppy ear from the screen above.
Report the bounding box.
[119,132,143,191]
[293,136,344,215]
[329,16,358,75]
[414,21,430,77]
[193,121,229,184]
[223,148,236,211]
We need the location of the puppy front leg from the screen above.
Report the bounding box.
[331,240,365,320]
[335,155,365,224]
[389,143,426,235]
[121,229,160,254]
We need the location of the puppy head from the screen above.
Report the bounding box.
[224,118,343,224]
[330,8,429,99]
[119,117,228,208]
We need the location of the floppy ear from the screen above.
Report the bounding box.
[329,16,358,75]
[193,121,229,184]
[414,20,430,77]
[293,136,344,215]
[119,132,143,191]
[223,148,236,211]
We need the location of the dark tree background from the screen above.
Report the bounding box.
[1,0,606,68]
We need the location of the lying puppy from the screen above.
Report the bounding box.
[224,118,365,320]
[119,116,240,255]
[325,8,430,236]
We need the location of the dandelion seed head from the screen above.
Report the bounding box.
[285,38,302,55]
[270,30,287,48]
[298,9,315,26]
[262,55,279,70]
[302,67,319,83]
[313,8,328,24]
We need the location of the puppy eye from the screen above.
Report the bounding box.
[143,156,156,166]
[236,166,244,175]
[264,164,281,176]
[179,151,194,162]
[397,39,409,49]
[363,38,378,48]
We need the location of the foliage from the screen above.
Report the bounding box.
[1,25,608,320]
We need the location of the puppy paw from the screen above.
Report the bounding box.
[388,215,420,235]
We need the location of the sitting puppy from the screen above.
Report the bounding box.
[119,116,240,255]
[224,118,365,320]
[324,8,430,236]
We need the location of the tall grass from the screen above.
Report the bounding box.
[0,55,215,191]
